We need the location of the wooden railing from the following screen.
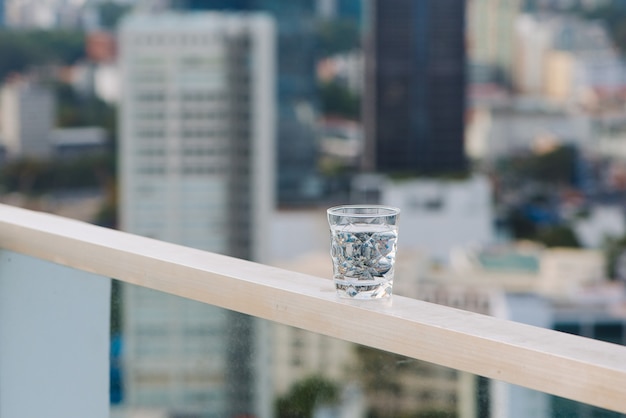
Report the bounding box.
[0,203,625,413]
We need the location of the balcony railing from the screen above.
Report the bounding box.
[1,202,625,416]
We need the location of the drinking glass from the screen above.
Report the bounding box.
[327,205,400,299]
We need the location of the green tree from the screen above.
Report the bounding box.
[604,234,626,280]
[508,207,538,240]
[354,346,409,417]
[0,158,46,195]
[0,30,84,80]
[575,4,626,55]
[534,225,581,248]
[508,145,577,185]
[319,80,360,119]
[54,82,117,135]
[0,153,115,195]
[97,2,131,29]
[276,376,339,418]
[353,346,458,418]
[411,411,457,418]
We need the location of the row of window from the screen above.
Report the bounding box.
[132,73,166,84]
[132,368,226,388]
[131,91,243,103]
[132,110,249,120]
[181,148,229,156]
[181,130,248,139]
[134,130,235,139]
[129,33,247,47]
[135,325,226,338]
[133,183,227,196]
[136,154,229,170]
[142,143,220,152]
[136,166,237,175]
[132,91,229,102]
[135,129,166,138]
[132,388,225,414]
[134,92,166,102]
[133,111,165,120]
[134,108,246,120]
[181,111,233,120]
[181,92,230,102]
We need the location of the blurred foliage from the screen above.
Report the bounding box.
[97,1,132,29]
[505,146,577,185]
[355,346,410,396]
[498,145,585,245]
[110,280,123,334]
[275,375,339,418]
[0,30,84,80]
[382,411,456,418]
[389,170,471,181]
[94,195,118,228]
[54,81,118,227]
[0,153,115,195]
[508,206,580,248]
[318,156,349,176]
[604,234,626,280]
[574,3,626,54]
[508,206,539,239]
[93,176,118,228]
[534,225,581,248]
[316,19,361,57]
[54,82,117,142]
[354,346,457,418]
[319,80,360,119]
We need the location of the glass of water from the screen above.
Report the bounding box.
[327,205,400,300]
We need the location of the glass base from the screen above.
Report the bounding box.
[334,280,393,300]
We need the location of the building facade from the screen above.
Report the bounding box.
[172,0,321,206]
[0,78,54,159]
[118,12,275,418]
[362,0,467,176]
[466,0,523,87]
[415,243,625,418]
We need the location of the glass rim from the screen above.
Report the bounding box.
[327,205,400,217]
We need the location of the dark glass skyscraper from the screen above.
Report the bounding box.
[174,0,320,206]
[363,0,467,176]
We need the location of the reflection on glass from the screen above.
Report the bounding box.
[110,278,626,418]
[113,281,467,418]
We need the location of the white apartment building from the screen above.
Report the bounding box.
[350,174,496,263]
[118,12,275,418]
[0,78,54,159]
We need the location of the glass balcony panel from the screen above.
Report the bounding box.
[115,280,465,418]
[112,280,626,418]
[1,203,625,417]
[0,250,110,418]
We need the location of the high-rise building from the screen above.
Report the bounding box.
[362,0,467,176]
[172,0,321,206]
[0,78,54,159]
[317,0,363,22]
[466,0,523,87]
[118,12,275,417]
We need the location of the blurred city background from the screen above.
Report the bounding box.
[2,0,626,417]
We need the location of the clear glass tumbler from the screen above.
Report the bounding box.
[327,205,400,299]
